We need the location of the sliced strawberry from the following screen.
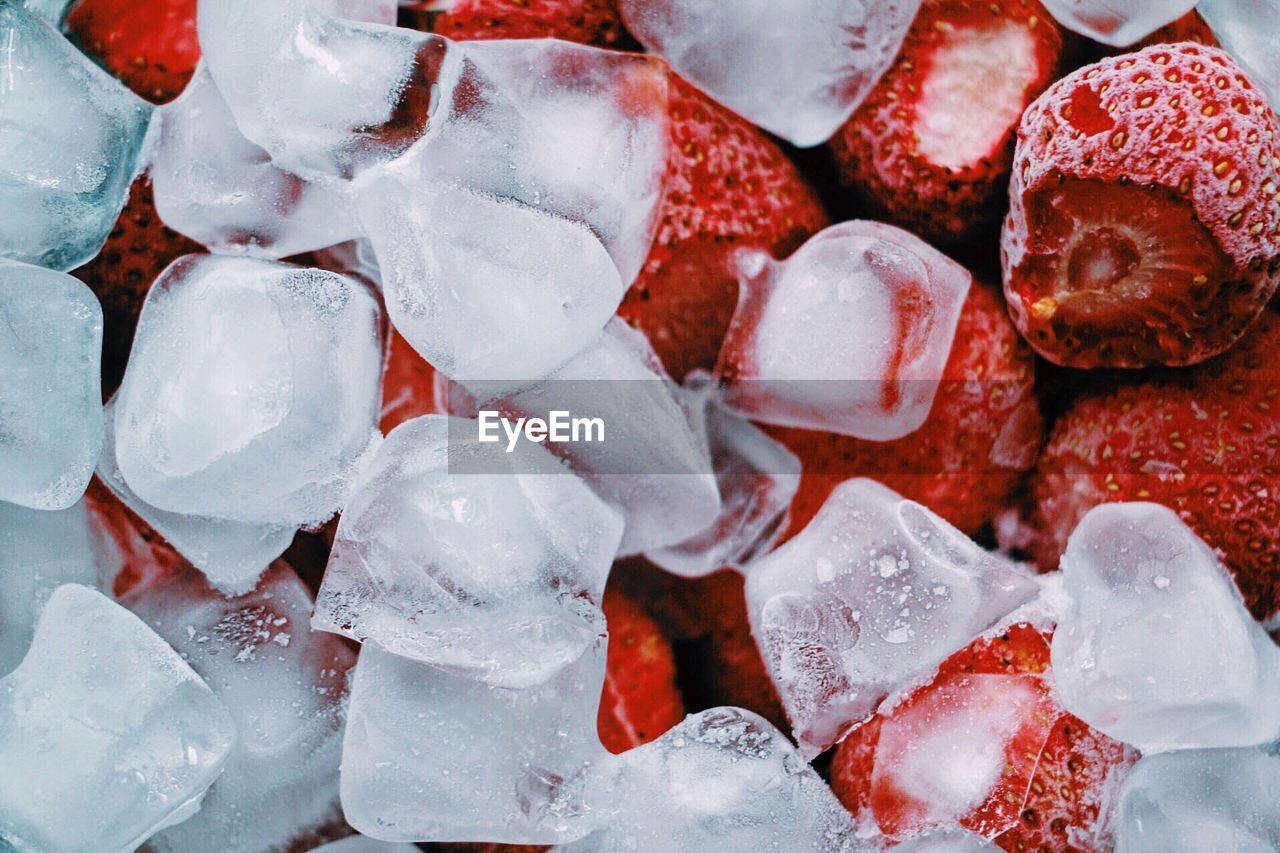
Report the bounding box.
[598,587,685,754]
[1003,43,1280,367]
[65,0,200,103]
[380,330,443,433]
[830,0,1065,244]
[427,0,634,48]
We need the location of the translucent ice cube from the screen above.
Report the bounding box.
[555,707,858,853]
[645,372,801,577]
[1115,748,1280,853]
[340,639,609,844]
[1050,502,1280,753]
[0,260,103,509]
[744,478,1039,756]
[1199,0,1280,109]
[0,584,235,853]
[114,255,383,528]
[150,64,360,259]
[892,827,1003,852]
[18,0,71,27]
[617,0,920,146]
[717,222,971,442]
[312,414,623,689]
[125,562,356,853]
[308,836,421,853]
[1040,0,1199,47]
[0,2,152,270]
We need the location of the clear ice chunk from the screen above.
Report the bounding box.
[312,414,623,689]
[1040,0,1199,47]
[1115,748,1280,853]
[617,0,920,146]
[340,639,609,844]
[744,478,1039,757]
[18,0,72,27]
[308,836,421,853]
[114,255,383,529]
[0,2,152,270]
[892,827,1003,852]
[555,707,858,853]
[0,584,235,853]
[0,260,103,510]
[124,562,356,853]
[645,372,801,577]
[1050,502,1280,753]
[716,221,971,442]
[150,63,361,259]
[1199,0,1280,109]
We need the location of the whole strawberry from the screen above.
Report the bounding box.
[65,0,200,103]
[429,0,634,48]
[1003,43,1280,368]
[831,0,1065,244]
[598,587,686,753]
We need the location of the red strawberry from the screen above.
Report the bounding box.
[426,0,634,48]
[379,330,443,433]
[1138,11,1219,49]
[65,0,200,104]
[72,180,203,398]
[598,586,685,753]
[830,0,1065,244]
[773,280,1042,540]
[1024,306,1280,621]
[1002,43,1280,368]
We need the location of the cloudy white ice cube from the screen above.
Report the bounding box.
[1050,502,1280,753]
[0,584,235,853]
[1040,0,1199,47]
[309,836,421,853]
[745,478,1038,756]
[0,260,103,510]
[114,255,383,529]
[1199,0,1280,109]
[892,827,1004,852]
[717,221,971,442]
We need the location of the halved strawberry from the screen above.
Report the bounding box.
[830,0,1065,244]
[598,586,685,754]
[1003,43,1280,367]
[65,0,200,103]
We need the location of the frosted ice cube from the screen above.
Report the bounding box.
[617,0,920,146]
[462,320,720,555]
[0,500,102,675]
[645,372,801,577]
[341,639,609,844]
[0,584,235,853]
[744,478,1039,756]
[309,836,421,853]
[1040,0,1199,47]
[1115,748,1280,853]
[0,2,152,270]
[97,398,294,596]
[717,222,971,442]
[0,260,103,509]
[150,64,360,259]
[555,707,858,853]
[114,255,383,528]
[124,562,356,853]
[892,827,1003,852]
[312,414,623,689]
[1050,502,1280,753]
[1199,0,1280,109]
[18,0,71,26]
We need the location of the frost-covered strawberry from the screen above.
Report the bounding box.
[1003,43,1280,368]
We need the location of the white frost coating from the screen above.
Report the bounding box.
[1051,502,1280,753]
[1040,0,1197,47]
[717,221,971,442]
[1199,0,1280,110]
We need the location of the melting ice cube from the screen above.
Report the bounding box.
[1040,0,1198,47]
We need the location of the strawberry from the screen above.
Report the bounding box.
[65,0,200,104]
[72,180,203,398]
[379,330,443,434]
[1138,10,1219,49]
[1002,43,1280,368]
[773,280,1042,540]
[1024,306,1280,621]
[427,0,635,49]
[830,0,1065,244]
[598,586,685,753]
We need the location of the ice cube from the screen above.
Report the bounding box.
[617,0,920,146]
[312,414,623,689]
[150,64,360,259]
[555,707,858,853]
[18,0,71,26]
[308,836,421,853]
[97,398,294,596]
[0,500,102,675]
[124,561,356,853]
[1040,0,1199,47]
[716,222,971,442]
[460,320,721,555]
[340,639,609,844]
[645,372,801,577]
[744,478,1039,756]
[0,584,235,852]
[1050,502,1280,753]
[114,255,383,529]
[892,827,1003,852]
[0,2,152,270]
[0,260,103,510]
[1115,748,1280,853]
[1199,0,1280,109]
